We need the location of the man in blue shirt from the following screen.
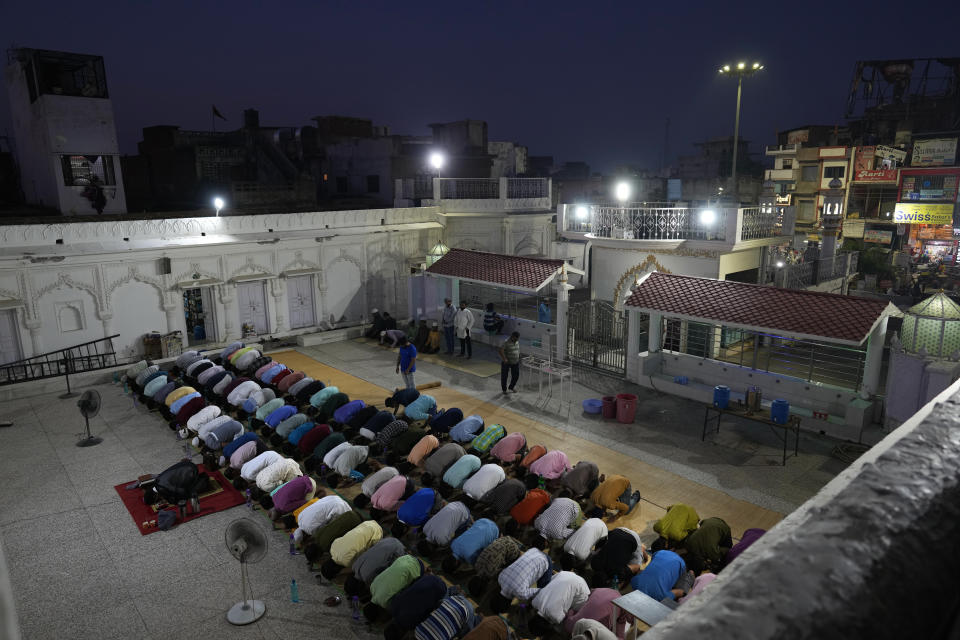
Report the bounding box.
[449,415,485,443]
[396,337,418,390]
[392,487,439,537]
[630,549,687,602]
[444,518,500,571]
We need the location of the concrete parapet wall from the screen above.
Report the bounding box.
[645,377,960,640]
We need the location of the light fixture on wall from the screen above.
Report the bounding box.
[426,241,450,266]
[213,196,225,217]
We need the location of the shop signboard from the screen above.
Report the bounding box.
[893,202,955,224]
[864,229,893,244]
[875,145,907,165]
[786,129,809,144]
[854,146,875,172]
[911,138,958,167]
[855,169,898,182]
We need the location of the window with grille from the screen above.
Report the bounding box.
[60,155,116,186]
[824,166,846,179]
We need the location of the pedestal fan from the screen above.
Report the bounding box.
[76,389,103,447]
[224,518,268,625]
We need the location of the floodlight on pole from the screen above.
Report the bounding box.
[213,197,225,217]
[717,60,764,202]
[575,205,588,219]
[700,209,717,225]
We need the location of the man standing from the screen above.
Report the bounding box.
[498,332,521,394]
[396,337,418,389]
[454,302,474,359]
[441,298,456,355]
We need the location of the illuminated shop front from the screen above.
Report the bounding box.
[896,167,960,261]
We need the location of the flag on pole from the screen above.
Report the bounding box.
[212,105,227,121]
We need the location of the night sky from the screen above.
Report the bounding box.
[2,0,959,173]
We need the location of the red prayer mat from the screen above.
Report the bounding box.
[113,464,245,535]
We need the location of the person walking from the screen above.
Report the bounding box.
[396,337,418,389]
[454,302,474,359]
[441,298,456,355]
[498,332,521,394]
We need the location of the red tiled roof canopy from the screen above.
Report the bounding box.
[426,248,566,292]
[624,272,898,345]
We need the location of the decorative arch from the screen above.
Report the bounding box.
[280,250,322,274]
[105,266,166,308]
[229,256,275,280]
[35,273,104,316]
[612,255,672,309]
[513,235,541,256]
[173,262,221,284]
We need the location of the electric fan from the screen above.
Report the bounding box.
[224,518,268,625]
[76,389,103,447]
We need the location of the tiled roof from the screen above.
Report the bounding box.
[624,272,897,345]
[426,248,566,291]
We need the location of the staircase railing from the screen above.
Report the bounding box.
[0,334,121,389]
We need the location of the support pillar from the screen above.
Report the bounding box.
[648,312,662,352]
[217,284,238,342]
[270,278,288,333]
[25,320,43,357]
[450,278,460,307]
[163,304,185,352]
[555,266,572,361]
[626,309,642,378]
[862,316,889,396]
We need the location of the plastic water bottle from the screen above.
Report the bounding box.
[351,595,361,621]
[290,579,299,603]
[289,532,297,555]
[245,488,252,508]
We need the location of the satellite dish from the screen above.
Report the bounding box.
[76,389,103,447]
[224,518,268,625]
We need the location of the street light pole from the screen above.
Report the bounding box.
[731,72,743,199]
[719,61,763,203]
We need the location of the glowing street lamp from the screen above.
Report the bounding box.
[718,60,764,200]
[700,208,717,225]
[213,196,225,217]
[430,152,445,178]
[575,205,588,219]
[615,181,631,203]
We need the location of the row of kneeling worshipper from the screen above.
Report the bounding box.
[123,346,768,639]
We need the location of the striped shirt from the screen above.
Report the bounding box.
[470,424,506,453]
[498,548,550,600]
[474,536,522,578]
[415,594,475,640]
[422,501,472,546]
[375,420,409,447]
[534,497,582,540]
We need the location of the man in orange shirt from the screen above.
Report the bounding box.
[589,474,640,518]
[505,488,551,535]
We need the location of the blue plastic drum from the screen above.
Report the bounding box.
[713,385,730,409]
[583,398,603,414]
[770,399,790,424]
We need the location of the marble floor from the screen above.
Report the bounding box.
[0,337,861,639]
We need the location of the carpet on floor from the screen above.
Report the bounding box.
[114,464,244,535]
[350,338,501,377]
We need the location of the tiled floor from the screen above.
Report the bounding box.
[0,337,859,639]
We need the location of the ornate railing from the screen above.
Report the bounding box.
[777,252,859,289]
[590,206,727,241]
[439,179,500,199]
[740,206,782,241]
[506,178,548,199]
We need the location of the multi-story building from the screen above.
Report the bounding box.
[676,136,763,204]
[3,48,128,215]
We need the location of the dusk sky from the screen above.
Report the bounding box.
[3,0,960,173]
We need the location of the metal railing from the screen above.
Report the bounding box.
[439,179,500,199]
[506,178,548,199]
[459,282,550,323]
[590,206,727,241]
[0,334,120,387]
[739,206,782,241]
[773,252,859,289]
[661,320,867,390]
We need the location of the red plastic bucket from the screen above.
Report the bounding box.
[601,396,617,419]
[616,393,637,423]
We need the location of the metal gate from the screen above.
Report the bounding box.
[567,300,628,375]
